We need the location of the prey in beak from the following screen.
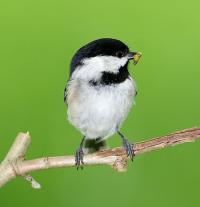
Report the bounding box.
[128,52,142,65]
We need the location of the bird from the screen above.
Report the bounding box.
[64,38,142,169]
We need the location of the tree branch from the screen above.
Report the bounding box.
[0,127,200,189]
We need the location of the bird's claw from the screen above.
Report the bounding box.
[122,138,135,161]
[75,147,84,169]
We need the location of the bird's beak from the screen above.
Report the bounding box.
[128,52,142,65]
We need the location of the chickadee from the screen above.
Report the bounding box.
[64,38,142,169]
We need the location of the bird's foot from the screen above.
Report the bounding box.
[75,147,84,170]
[122,138,135,161]
[118,131,135,161]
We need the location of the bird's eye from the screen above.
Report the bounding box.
[116,51,123,58]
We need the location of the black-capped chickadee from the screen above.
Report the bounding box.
[64,38,142,169]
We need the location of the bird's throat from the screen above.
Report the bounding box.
[89,63,130,86]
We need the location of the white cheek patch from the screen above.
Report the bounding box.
[100,56,128,72]
[71,56,128,81]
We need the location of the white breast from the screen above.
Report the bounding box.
[67,78,136,140]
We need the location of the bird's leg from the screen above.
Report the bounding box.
[75,136,85,169]
[117,131,135,161]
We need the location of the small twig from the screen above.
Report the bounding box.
[24,175,41,189]
[1,132,31,166]
[0,127,200,189]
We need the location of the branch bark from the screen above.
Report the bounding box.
[0,127,200,189]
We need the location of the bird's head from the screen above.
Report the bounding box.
[70,38,142,82]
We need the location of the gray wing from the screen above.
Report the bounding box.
[64,82,68,103]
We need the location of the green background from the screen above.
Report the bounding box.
[0,0,200,206]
